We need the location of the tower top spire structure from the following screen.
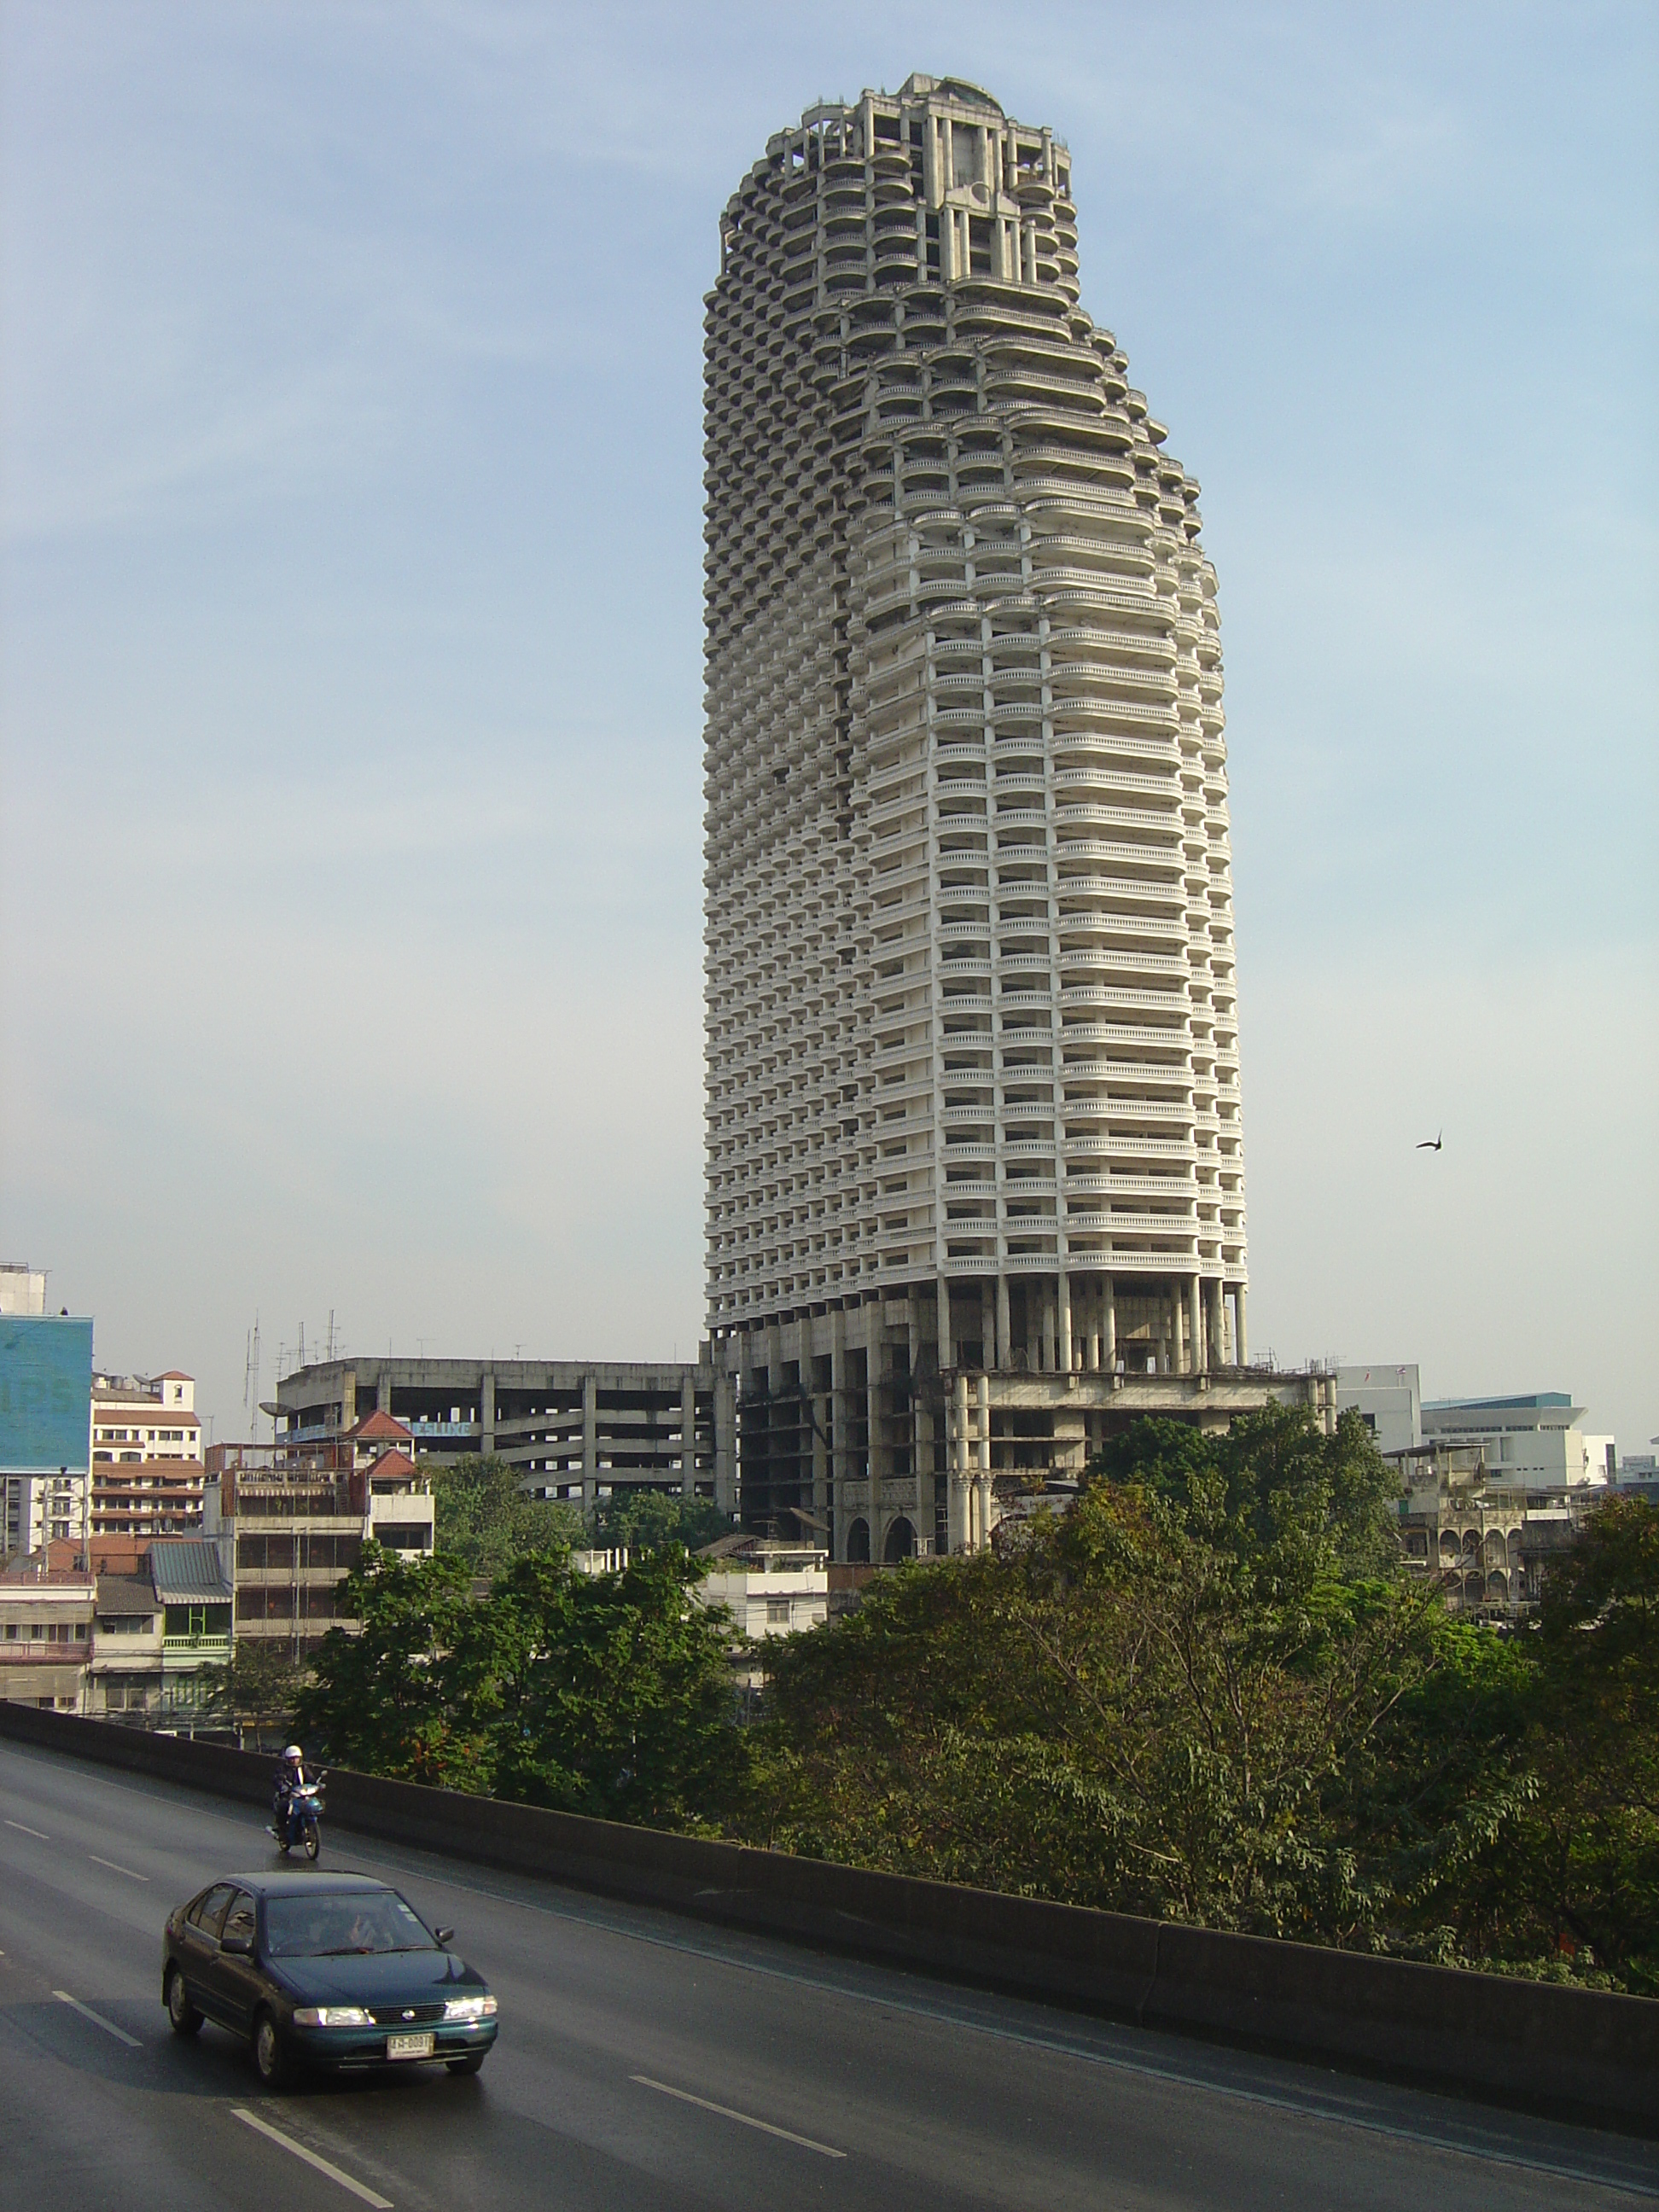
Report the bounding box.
[702,80,1253,1558]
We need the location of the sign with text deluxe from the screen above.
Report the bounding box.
[0,1315,93,1472]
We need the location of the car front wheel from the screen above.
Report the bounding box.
[166,1965,202,2037]
[446,2052,486,2075]
[253,2008,294,2089]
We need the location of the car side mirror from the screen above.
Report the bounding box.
[434,1927,455,1947]
[221,1932,254,1956]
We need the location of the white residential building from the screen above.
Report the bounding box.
[1336,1365,1422,1458]
[702,76,1320,1563]
[694,1536,830,1640]
[90,1370,205,1537]
[1420,1394,1614,1491]
[0,1265,47,1317]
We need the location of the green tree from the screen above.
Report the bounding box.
[1521,1497,1659,1984]
[293,1544,483,1788]
[204,1637,306,1746]
[591,1488,733,1557]
[431,1454,584,1576]
[293,1535,747,1830]
[746,1407,1441,1938]
[477,1546,744,1827]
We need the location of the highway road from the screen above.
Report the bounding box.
[1,1739,1654,2212]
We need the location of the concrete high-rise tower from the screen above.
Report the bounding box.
[704,77,1269,1560]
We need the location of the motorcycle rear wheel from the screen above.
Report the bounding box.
[303,1820,321,1864]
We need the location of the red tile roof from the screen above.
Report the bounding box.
[368,1448,421,1480]
[348,1410,415,1442]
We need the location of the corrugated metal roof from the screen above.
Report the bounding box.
[148,1539,230,1601]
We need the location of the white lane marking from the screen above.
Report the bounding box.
[5,1818,49,1839]
[88,1853,148,1883]
[5,1749,1650,2201]
[231,2109,393,2209]
[53,1990,140,2047]
[631,2073,846,2158]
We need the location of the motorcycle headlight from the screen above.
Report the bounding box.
[292,2005,374,2028]
[441,1994,498,2022]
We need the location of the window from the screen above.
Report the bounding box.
[220,1893,257,1949]
[188,1883,236,1936]
[765,1599,791,1626]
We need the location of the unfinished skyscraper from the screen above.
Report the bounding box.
[705,77,1295,1561]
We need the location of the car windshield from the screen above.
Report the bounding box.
[264,1890,436,1958]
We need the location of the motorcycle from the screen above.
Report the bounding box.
[266,1773,328,1863]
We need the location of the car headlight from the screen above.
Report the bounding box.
[441,1994,498,2022]
[291,2005,375,2028]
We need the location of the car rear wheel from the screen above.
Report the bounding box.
[253,2008,294,2089]
[165,1965,202,2037]
[446,2052,486,2075]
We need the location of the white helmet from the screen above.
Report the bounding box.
[284,1744,303,1761]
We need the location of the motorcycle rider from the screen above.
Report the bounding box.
[271,1743,310,1843]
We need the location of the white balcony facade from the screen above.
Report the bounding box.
[704,78,1264,1558]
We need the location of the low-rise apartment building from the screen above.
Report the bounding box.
[0,1551,95,1708]
[1394,1442,1610,1615]
[90,1369,205,1536]
[693,1534,830,1640]
[205,1412,434,1654]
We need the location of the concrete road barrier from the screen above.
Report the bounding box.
[3,1701,1652,2133]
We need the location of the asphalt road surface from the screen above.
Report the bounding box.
[1,1739,1654,2212]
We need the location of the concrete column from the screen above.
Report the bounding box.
[1040,1290,1056,1373]
[975,1375,992,1552]
[935,1277,953,1370]
[1235,1285,1249,1367]
[1057,1270,1074,1374]
[481,1371,496,1457]
[980,1282,995,1371]
[1206,1279,1224,1373]
[679,1372,696,1497]
[996,1274,1012,1371]
[948,1370,970,1551]
[1170,1289,1185,1377]
[866,1336,883,1512]
[580,1371,597,1513]
[1103,1275,1116,1370]
[1188,1277,1203,1377]
[829,1307,849,1544]
[341,1369,358,1430]
[713,1368,737,1516]
[375,1371,393,1415]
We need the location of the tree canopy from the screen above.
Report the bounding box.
[429,1453,584,1576]
[294,1539,743,1828]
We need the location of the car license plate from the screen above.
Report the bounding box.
[386,2032,434,2060]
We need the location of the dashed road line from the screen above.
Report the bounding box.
[4,1818,49,1839]
[88,1853,148,1882]
[631,2073,847,2158]
[231,2109,393,2208]
[53,1990,139,2047]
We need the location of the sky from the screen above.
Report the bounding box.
[2,1,1655,1453]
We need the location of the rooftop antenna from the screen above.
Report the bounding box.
[327,1308,336,1363]
[298,1321,306,1371]
[244,1318,262,1442]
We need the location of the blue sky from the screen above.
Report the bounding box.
[3,1,1655,1449]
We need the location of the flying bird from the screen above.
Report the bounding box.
[1417,1131,1443,1151]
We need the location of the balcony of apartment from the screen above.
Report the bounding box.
[1,1636,92,1665]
